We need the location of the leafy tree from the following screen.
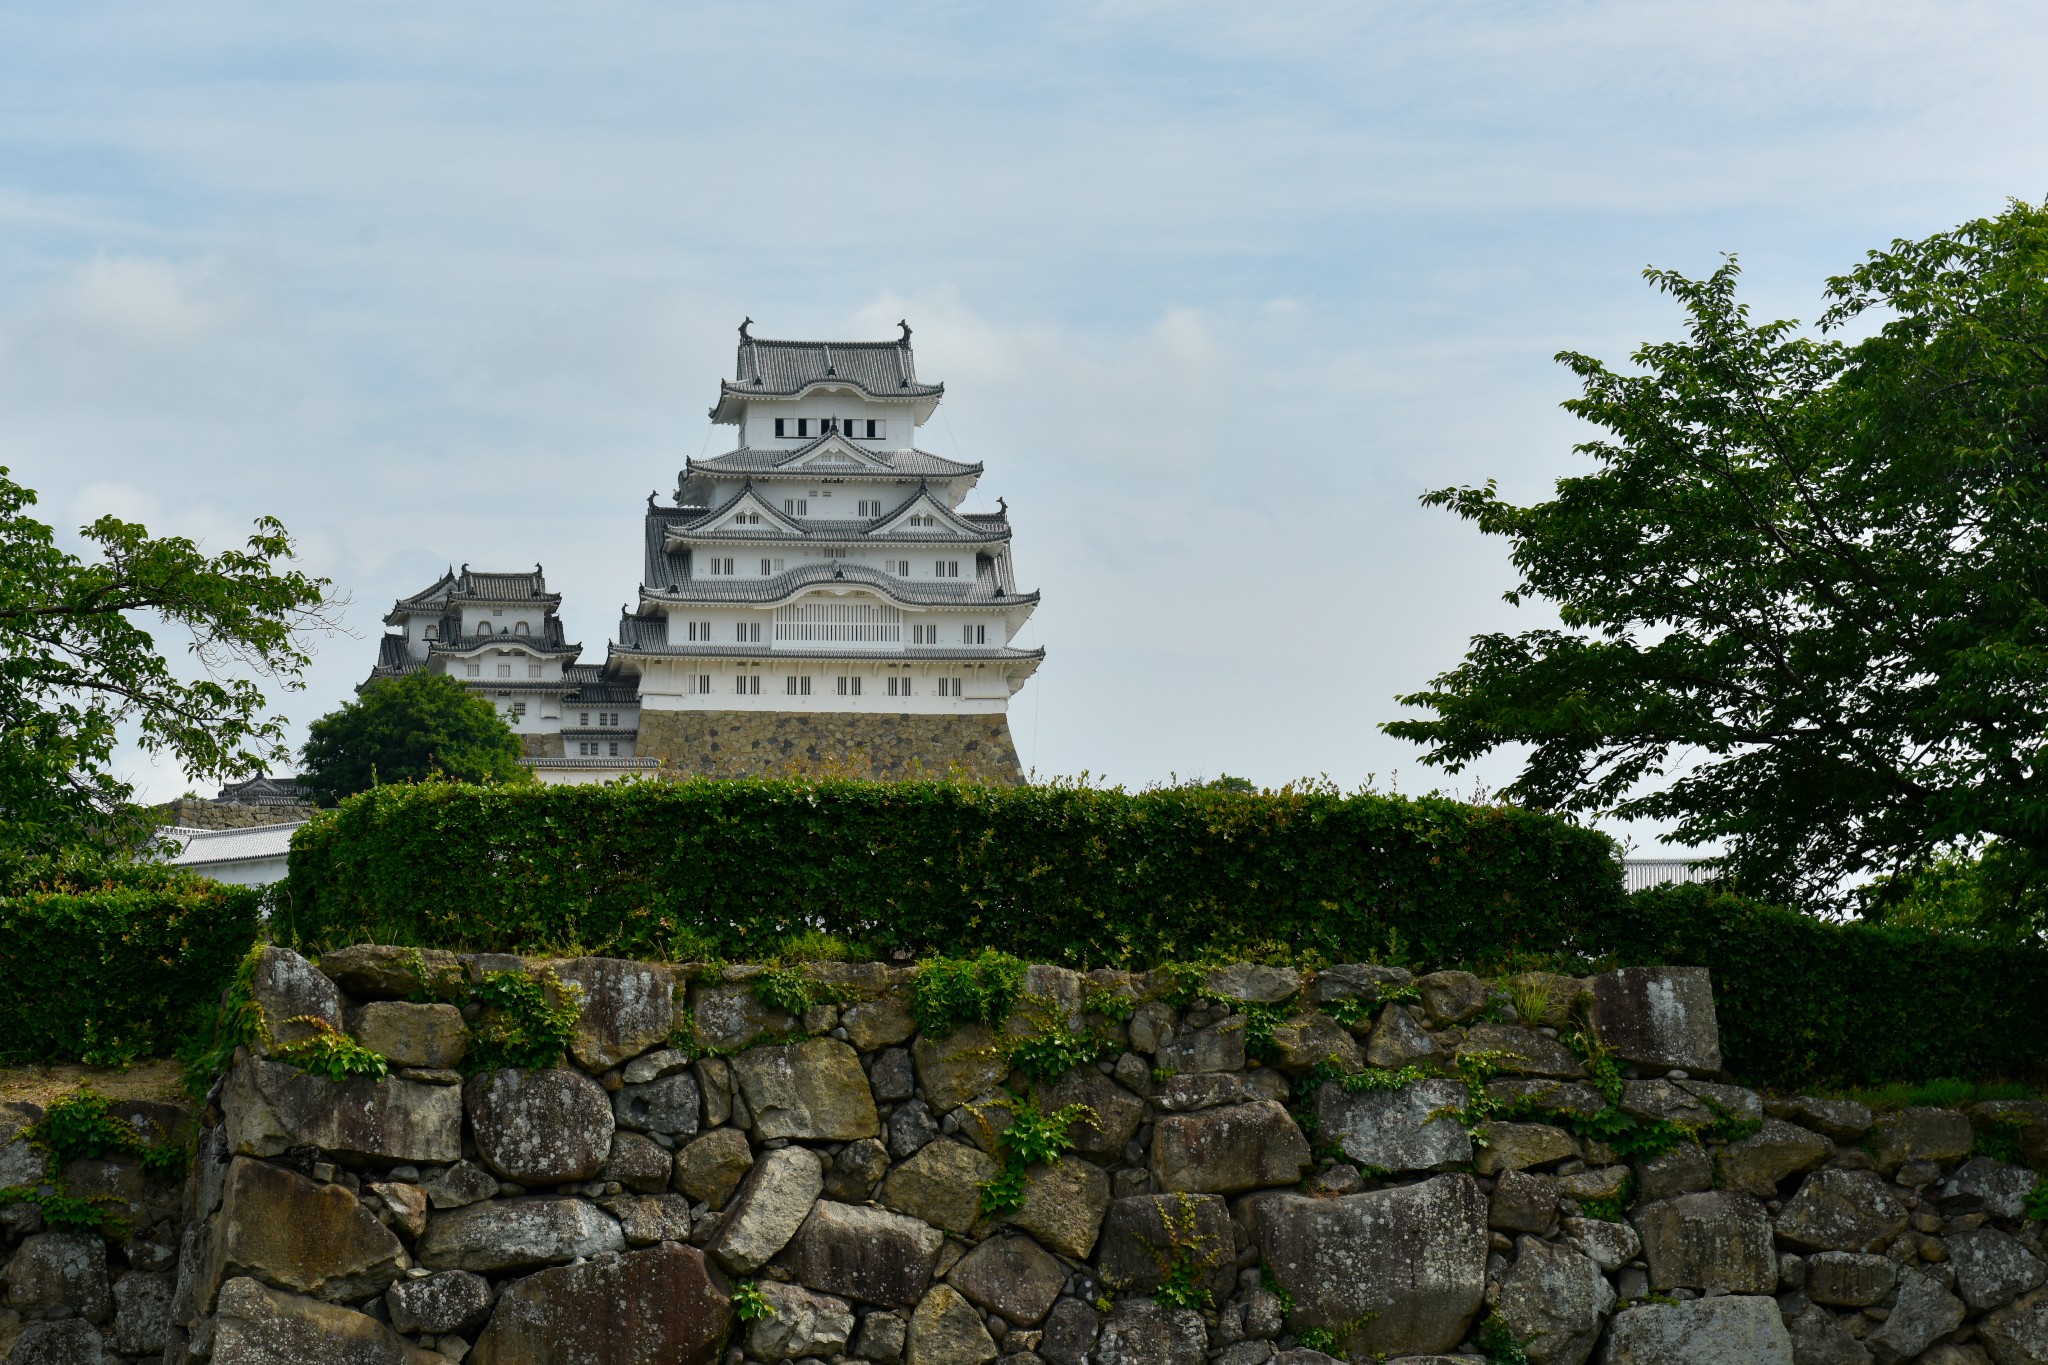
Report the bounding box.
[1863,842,2046,944]
[299,671,526,804]
[1387,201,2048,912]
[0,468,329,875]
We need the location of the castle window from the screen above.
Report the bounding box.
[851,419,884,440]
[732,512,761,527]
[514,621,530,635]
[466,664,480,677]
[687,674,712,694]
[912,624,938,644]
[709,558,735,575]
[888,676,911,697]
[511,701,526,719]
[908,514,936,528]
[837,676,862,696]
[424,624,437,640]
[760,558,774,575]
[736,622,760,643]
[963,624,986,644]
[785,499,807,515]
[940,678,963,697]
[935,560,960,577]
[602,711,620,726]
[608,742,620,756]
[497,664,512,678]
[528,665,541,678]
[785,675,812,696]
[858,500,881,517]
[734,674,760,695]
[580,712,590,725]
[890,560,910,575]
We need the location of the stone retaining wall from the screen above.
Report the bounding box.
[155,799,315,831]
[4,951,2046,1364]
[635,711,1024,785]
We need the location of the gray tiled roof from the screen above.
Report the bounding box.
[689,442,979,479]
[387,565,561,624]
[638,559,1037,610]
[643,509,696,592]
[452,568,558,604]
[733,336,940,398]
[667,484,1007,545]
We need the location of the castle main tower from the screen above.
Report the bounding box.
[611,321,1043,782]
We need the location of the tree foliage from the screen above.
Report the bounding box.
[1387,201,2048,910]
[298,671,526,805]
[0,468,330,876]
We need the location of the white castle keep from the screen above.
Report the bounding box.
[367,322,1042,783]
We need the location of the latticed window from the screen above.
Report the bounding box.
[775,601,902,642]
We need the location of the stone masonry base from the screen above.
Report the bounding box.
[635,709,1024,785]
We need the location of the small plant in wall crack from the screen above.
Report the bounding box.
[1474,1310,1532,1364]
[1146,1193,1230,1310]
[750,964,848,1018]
[911,950,1026,1037]
[978,1095,1091,1216]
[730,1279,772,1321]
[2025,1173,2048,1222]
[267,1018,390,1081]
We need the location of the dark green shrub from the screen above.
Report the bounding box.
[1591,885,2048,1087]
[277,777,1625,967]
[0,867,262,1065]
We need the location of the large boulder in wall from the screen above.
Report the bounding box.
[1587,966,1721,1075]
[1252,1174,1487,1358]
[470,1243,731,1365]
[1598,1295,1792,1364]
[464,1067,615,1185]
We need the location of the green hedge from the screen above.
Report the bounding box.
[278,778,1624,967]
[1596,885,2048,1088]
[0,866,263,1065]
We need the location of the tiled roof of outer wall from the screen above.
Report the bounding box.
[733,337,941,398]
[688,445,979,478]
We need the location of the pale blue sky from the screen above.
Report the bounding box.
[4,3,2045,845]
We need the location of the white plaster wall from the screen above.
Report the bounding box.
[633,655,1018,715]
[739,392,917,449]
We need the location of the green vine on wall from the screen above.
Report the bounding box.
[978,1095,1090,1216]
[0,1087,190,1238]
[1146,1193,1229,1310]
[463,969,583,1073]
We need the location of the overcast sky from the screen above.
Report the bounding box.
[4,2,2046,846]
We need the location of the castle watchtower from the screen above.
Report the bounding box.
[614,321,1042,782]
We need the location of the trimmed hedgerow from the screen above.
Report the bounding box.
[0,866,262,1066]
[1598,885,2048,1088]
[275,777,1624,967]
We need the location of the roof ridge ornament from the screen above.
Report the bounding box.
[648,489,659,509]
[899,319,911,343]
[822,342,835,377]
[998,496,1007,516]
[739,317,752,341]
